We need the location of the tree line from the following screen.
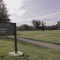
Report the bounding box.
[17,20,60,31]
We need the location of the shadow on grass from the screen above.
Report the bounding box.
[0,54,30,60]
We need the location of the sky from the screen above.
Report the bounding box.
[3,0,60,26]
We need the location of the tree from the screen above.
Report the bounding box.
[41,21,46,31]
[20,24,30,31]
[0,0,10,22]
[32,20,41,30]
[56,21,60,30]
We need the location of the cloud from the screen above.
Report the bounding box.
[23,10,60,20]
[10,9,60,26]
[4,0,24,14]
[26,0,31,1]
[35,10,60,25]
[16,9,26,16]
[17,10,60,26]
[3,0,60,26]
[4,0,26,23]
[40,11,60,20]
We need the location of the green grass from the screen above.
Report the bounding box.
[17,30,60,45]
[0,37,60,60]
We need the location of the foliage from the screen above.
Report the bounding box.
[32,20,41,30]
[41,21,46,31]
[18,20,60,31]
[0,0,10,22]
[56,21,60,30]
[19,24,30,31]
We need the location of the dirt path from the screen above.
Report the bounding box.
[9,36,60,50]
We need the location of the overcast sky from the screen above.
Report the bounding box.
[4,0,60,26]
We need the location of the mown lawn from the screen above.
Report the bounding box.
[17,30,60,45]
[0,37,60,60]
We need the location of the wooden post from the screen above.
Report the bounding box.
[14,23,17,54]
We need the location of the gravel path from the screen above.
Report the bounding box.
[9,36,60,50]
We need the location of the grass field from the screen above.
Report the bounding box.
[0,37,60,60]
[17,30,60,45]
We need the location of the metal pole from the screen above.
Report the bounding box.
[14,23,17,54]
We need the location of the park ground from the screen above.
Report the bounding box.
[17,30,60,45]
[0,30,60,60]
